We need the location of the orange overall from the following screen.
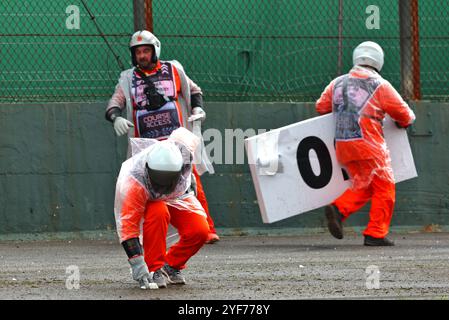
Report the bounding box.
[120,177,209,271]
[316,66,415,238]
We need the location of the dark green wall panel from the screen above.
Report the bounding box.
[0,102,448,234]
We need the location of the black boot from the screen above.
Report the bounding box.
[325,205,344,239]
[364,235,395,246]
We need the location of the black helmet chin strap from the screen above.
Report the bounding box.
[359,64,380,73]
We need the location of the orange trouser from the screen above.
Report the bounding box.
[142,200,210,271]
[192,167,216,234]
[333,160,395,238]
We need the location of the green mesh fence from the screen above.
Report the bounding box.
[419,0,449,101]
[0,0,448,103]
[0,0,132,102]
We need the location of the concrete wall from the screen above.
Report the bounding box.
[0,102,448,235]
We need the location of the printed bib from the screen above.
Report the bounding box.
[333,75,381,141]
[136,102,181,139]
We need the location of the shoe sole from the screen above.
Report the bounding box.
[364,241,395,247]
[156,282,167,288]
[153,279,167,288]
[364,236,395,246]
[325,206,343,239]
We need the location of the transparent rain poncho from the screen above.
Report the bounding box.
[317,66,416,190]
[114,127,205,244]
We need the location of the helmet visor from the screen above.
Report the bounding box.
[145,164,182,195]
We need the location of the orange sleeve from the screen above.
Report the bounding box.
[376,81,416,127]
[316,81,335,115]
[120,177,149,241]
[173,66,182,96]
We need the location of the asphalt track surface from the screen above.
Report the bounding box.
[1,232,449,300]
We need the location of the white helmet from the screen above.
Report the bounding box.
[145,141,183,194]
[130,30,161,65]
[353,41,384,72]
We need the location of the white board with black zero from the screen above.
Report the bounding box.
[245,114,417,223]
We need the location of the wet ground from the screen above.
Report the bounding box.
[1,232,448,300]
